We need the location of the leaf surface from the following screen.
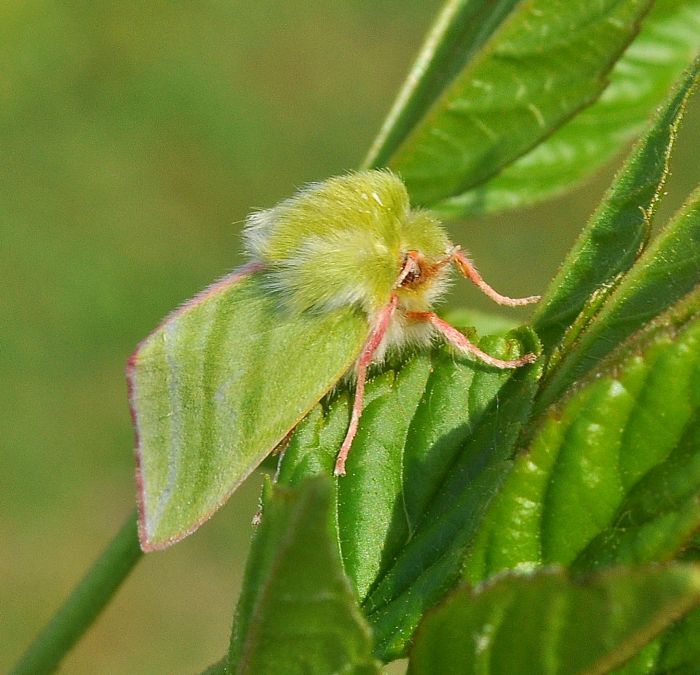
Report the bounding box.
[610,605,700,674]
[435,1,700,217]
[465,294,700,584]
[533,59,700,356]
[364,0,522,170]
[538,185,700,411]
[408,565,700,675]
[276,328,543,660]
[228,476,380,675]
[387,0,654,205]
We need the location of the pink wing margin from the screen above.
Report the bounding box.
[126,262,263,552]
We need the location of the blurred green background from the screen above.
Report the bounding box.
[3,1,699,672]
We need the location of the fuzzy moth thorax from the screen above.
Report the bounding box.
[243,170,452,325]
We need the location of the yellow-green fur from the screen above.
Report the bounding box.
[244,171,451,328]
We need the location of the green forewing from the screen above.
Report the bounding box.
[129,269,368,550]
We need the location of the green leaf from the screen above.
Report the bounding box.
[363,0,521,171]
[538,184,700,411]
[408,564,700,675]
[434,2,700,217]
[464,294,700,584]
[128,268,367,550]
[655,606,700,674]
[610,605,700,675]
[277,328,543,661]
[228,476,380,675]
[387,0,654,206]
[682,532,700,561]
[533,59,700,356]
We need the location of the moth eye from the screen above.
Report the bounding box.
[398,251,422,287]
[403,268,421,285]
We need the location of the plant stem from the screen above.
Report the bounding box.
[12,511,143,675]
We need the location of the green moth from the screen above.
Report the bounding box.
[128,170,538,551]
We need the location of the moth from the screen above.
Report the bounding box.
[128,170,539,550]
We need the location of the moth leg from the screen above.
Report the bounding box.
[334,294,399,476]
[407,311,537,369]
[451,248,540,307]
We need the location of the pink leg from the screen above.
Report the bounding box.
[334,295,398,476]
[408,312,537,369]
[453,249,540,307]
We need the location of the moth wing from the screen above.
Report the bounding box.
[128,266,368,550]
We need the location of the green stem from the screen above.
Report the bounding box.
[12,511,143,675]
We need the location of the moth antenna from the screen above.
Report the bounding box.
[334,294,399,476]
[452,249,540,307]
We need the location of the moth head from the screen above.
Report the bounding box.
[394,209,453,313]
